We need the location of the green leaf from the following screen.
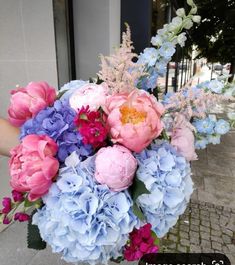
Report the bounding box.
[57,89,68,99]
[132,203,145,221]
[151,230,161,247]
[110,256,124,263]
[27,210,46,250]
[130,177,150,202]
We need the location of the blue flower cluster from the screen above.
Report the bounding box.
[197,80,224,94]
[136,42,175,91]
[193,115,230,149]
[134,141,193,238]
[33,153,137,264]
[20,100,93,162]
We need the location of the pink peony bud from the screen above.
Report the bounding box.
[8,81,56,127]
[95,145,137,191]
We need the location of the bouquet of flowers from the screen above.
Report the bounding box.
[0,1,232,264]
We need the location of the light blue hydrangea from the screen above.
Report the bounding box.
[207,134,221,145]
[137,48,160,67]
[33,153,137,265]
[59,80,89,101]
[193,117,215,134]
[214,119,230,135]
[195,137,208,149]
[134,141,193,238]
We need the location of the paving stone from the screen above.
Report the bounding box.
[212,241,222,251]
[201,239,211,249]
[180,238,190,247]
[200,225,210,233]
[201,220,211,227]
[169,234,178,242]
[200,232,210,241]
[211,229,222,237]
[191,218,200,226]
[190,244,202,253]
[179,231,189,239]
[211,236,223,244]
[222,234,232,244]
[177,245,187,253]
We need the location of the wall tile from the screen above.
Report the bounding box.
[26,61,58,89]
[0,0,26,61]
[21,0,57,61]
[0,61,28,117]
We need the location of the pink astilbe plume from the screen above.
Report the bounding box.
[165,87,225,120]
[98,24,142,94]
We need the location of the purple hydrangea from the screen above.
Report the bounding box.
[20,100,93,162]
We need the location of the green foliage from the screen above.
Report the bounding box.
[129,177,150,220]
[27,210,46,250]
[188,0,235,64]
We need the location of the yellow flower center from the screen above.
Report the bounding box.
[120,106,147,125]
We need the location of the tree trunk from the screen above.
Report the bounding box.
[228,60,235,83]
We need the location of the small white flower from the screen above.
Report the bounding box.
[151,35,163,46]
[192,15,201,23]
[176,8,185,17]
[177,32,187,47]
[183,18,193,29]
[227,112,235,120]
[187,0,195,6]
[169,17,183,31]
[191,6,198,14]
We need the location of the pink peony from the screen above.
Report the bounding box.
[69,83,109,111]
[8,81,56,127]
[9,134,59,201]
[95,145,137,191]
[124,223,159,261]
[171,114,198,161]
[105,89,164,152]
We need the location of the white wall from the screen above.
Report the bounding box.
[0,0,58,231]
[73,0,121,79]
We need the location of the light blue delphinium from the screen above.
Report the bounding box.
[214,119,230,135]
[137,48,160,67]
[207,134,221,145]
[195,137,208,149]
[33,153,137,265]
[138,67,158,91]
[134,141,193,238]
[158,42,175,60]
[193,117,215,134]
[207,80,224,94]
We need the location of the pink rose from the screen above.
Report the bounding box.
[8,81,56,127]
[69,83,109,111]
[95,145,137,191]
[105,89,164,152]
[9,134,59,201]
[171,114,198,161]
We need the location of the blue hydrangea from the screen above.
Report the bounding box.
[134,141,193,238]
[33,153,137,264]
[214,119,230,135]
[195,137,208,149]
[20,100,93,162]
[207,134,221,145]
[193,117,215,134]
[59,80,88,101]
